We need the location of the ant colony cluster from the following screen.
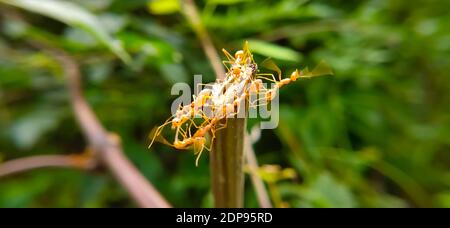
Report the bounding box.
[149,41,332,166]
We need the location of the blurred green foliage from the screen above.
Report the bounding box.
[0,0,449,207]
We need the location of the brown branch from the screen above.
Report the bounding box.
[245,127,272,208]
[20,41,171,208]
[0,154,94,177]
[100,137,171,208]
[55,49,170,208]
[181,0,225,80]
[0,10,171,207]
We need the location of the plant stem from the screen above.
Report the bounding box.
[38,43,171,208]
[181,0,247,208]
[181,0,225,80]
[0,154,94,177]
[211,117,246,208]
[245,132,273,208]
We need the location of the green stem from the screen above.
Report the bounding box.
[210,117,246,208]
[268,183,283,208]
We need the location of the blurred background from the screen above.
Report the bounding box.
[0,0,449,208]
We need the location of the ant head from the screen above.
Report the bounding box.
[231,65,241,75]
[290,69,300,81]
[171,116,186,128]
[171,119,178,129]
[249,63,258,76]
[234,50,244,60]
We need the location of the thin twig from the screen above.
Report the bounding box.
[181,0,225,80]
[0,154,94,177]
[245,127,272,208]
[53,48,170,208]
[0,9,171,207]
[17,41,171,208]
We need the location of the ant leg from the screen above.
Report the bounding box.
[250,78,270,91]
[256,73,278,83]
[214,124,228,133]
[243,41,255,63]
[214,118,229,133]
[188,121,193,138]
[249,97,271,107]
[203,140,213,153]
[187,117,207,135]
[249,90,277,106]
[196,83,214,95]
[178,125,189,139]
[261,58,282,80]
[248,92,268,106]
[148,116,174,148]
[187,118,201,130]
[197,83,214,88]
[222,60,234,71]
[195,146,204,167]
[193,109,211,126]
[222,48,235,62]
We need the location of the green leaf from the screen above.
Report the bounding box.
[1,0,131,64]
[247,40,303,62]
[206,0,252,5]
[159,63,188,83]
[147,0,180,15]
[10,109,62,150]
[435,192,450,208]
[305,173,357,208]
